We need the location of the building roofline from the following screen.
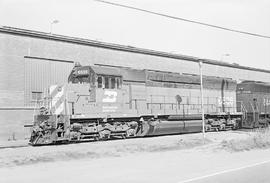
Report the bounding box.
[1,26,270,74]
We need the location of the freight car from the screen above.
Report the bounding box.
[237,81,270,128]
[29,63,242,145]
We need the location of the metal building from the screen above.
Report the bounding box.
[1,26,270,140]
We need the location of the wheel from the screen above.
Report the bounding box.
[122,134,127,139]
[94,136,100,141]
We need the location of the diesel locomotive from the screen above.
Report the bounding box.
[29,63,270,145]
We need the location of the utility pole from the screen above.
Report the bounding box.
[50,20,59,35]
[199,60,206,141]
[220,53,230,62]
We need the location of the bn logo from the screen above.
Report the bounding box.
[102,91,117,103]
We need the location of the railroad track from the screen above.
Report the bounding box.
[0,144,29,149]
[0,129,256,149]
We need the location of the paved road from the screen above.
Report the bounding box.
[2,148,270,183]
[179,160,270,183]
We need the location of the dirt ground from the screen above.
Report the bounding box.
[1,130,269,183]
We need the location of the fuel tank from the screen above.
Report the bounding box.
[142,119,203,136]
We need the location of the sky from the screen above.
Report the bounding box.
[0,0,269,70]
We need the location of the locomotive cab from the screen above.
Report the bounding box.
[67,64,124,117]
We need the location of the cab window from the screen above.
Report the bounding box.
[116,78,121,89]
[97,75,122,89]
[97,76,103,88]
[105,77,109,89]
[111,78,116,89]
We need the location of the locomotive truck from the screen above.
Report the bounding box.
[29,63,270,145]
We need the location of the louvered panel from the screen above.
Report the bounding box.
[24,58,73,106]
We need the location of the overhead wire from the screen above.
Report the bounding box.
[93,0,270,39]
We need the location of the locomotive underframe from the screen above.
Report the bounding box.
[29,113,241,145]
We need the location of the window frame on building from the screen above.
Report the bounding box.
[31,91,43,102]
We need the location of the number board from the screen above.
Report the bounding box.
[76,69,89,76]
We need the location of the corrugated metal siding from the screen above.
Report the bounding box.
[24,58,73,106]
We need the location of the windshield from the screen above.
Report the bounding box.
[68,66,95,85]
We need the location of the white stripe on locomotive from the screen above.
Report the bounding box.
[49,85,65,115]
[55,102,64,115]
[52,88,64,107]
[49,85,58,95]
